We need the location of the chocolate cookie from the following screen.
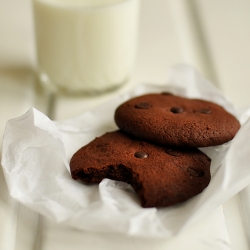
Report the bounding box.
[114,93,240,147]
[70,130,211,208]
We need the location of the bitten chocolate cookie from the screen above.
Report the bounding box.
[70,130,211,208]
[114,93,240,147]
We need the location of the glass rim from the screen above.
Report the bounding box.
[33,0,139,11]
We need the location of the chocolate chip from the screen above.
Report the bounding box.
[161,92,173,96]
[165,148,182,156]
[134,151,148,158]
[135,102,151,109]
[170,107,183,113]
[187,167,204,177]
[198,108,211,114]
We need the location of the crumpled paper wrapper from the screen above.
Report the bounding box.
[2,65,250,238]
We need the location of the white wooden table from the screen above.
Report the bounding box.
[1,0,250,249]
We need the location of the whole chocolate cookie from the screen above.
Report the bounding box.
[114,93,240,147]
[70,130,211,208]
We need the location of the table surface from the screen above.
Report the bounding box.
[1,0,250,249]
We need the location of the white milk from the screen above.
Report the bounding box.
[33,0,139,94]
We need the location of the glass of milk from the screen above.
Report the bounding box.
[32,0,140,95]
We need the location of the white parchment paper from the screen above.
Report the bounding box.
[2,65,250,238]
